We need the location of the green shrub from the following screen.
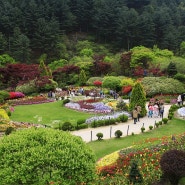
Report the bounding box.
[116,101,128,111]
[104,118,116,125]
[158,121,163,125]
[168,113,173,120]
[119,114,128,122]
[15,80,38,95]
[162,118,168,124]
[0,90,10,103]
[91,121,97,128]
[169,104,179,112]
[96,132,103,140]
[0,128,96,184]
[165,99,170,104]
[97,120,105,127]
[77,119,86,125]
[155,122,159,128]
[61,121,74,131]
[76,123,88,130]
[141,127,145,133]
[5,127,15,135]
[63,98,70,105]
[141,77,185,96]
[115,130,123,138]
[149,125,153,130]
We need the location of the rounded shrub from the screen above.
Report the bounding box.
[141,127,145,133]
[115,130,123,138]
[77,119,86,125]
[61,121,74,131]
[0,128,96,184]
[162,118,168,124]
[149,125,153,130]
[96,132,103,140]
[119,114,128,122]
[160,149,185,185]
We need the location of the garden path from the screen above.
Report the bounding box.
[71,104,171,143]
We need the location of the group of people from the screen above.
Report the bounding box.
[147,100,164,118]
[132,100,165,124]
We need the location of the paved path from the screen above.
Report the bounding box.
[71,104,171,143]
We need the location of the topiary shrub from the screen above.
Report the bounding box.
[96,132,103,140]
[141,127,145,133]
[0,128,96,184]
[115,130,123,138]
[162,118,168,124]
[160,149,185,185]
[158,121,163,125]
[149,125,153,130]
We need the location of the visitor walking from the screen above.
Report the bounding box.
[132,107,138,124]
[159,103,164,119]
[148,103,153,118]
[136,105,141,121]
[177,94,182,106]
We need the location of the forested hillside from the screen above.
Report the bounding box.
[1,0,185,63]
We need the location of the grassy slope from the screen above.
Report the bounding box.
[11,101,94,126]
[87,118,185,160]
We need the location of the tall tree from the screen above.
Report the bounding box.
[79,69,87,85]
[129,82,147,117]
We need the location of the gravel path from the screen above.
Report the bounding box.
[71,104,171,142]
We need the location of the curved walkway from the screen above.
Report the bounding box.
[71,104,171,143]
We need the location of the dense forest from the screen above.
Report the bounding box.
[1,0,185,63]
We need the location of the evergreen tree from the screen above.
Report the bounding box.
[39,54,51,77]
[129,82,147,117]
[79,69,87,85]
[129,161,143,184]
[167,62,177,77]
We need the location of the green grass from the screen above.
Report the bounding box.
[87,118,185,160]
[11,101,94,126]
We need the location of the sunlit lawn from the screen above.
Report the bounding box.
[11,101,95,126]
[87,118,185,160]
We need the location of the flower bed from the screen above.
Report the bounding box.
[96,133,185,184]
[7,96,55,106]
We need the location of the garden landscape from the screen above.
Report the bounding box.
[1,0,185,184]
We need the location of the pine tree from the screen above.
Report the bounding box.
[129,161,143,184]
[129,82,147,117]
[167,62,177,77]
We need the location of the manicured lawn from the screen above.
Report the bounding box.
[87,118,185,160]
[11,101,94,126]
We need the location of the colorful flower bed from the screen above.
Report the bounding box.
[65,98,112,113]
[7,95,54,106]
[96,133,185,184]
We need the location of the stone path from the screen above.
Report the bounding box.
[71,104,171,142]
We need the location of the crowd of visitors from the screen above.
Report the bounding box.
[147,100,164,119]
